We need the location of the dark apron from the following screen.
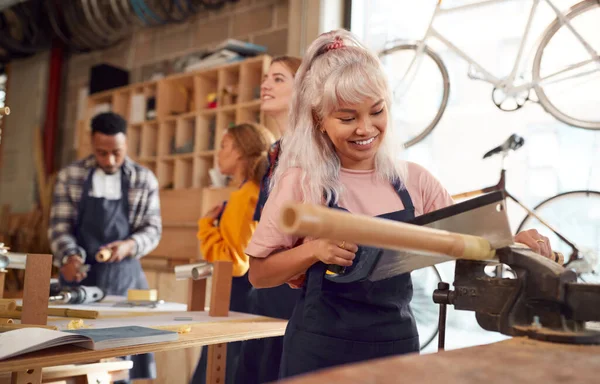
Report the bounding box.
[60,168,154,381]
[191,190,255,384]
[279,181,420,378]
[234,139,302,384]
[234,282,300,384]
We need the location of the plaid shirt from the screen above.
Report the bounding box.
[48,155,162,264]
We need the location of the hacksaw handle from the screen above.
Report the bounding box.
[279,203,496,261]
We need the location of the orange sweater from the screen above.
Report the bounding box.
[197,181,259,277]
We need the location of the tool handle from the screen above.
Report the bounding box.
[96,248,112,262]
[279,203,497,261]
[0,106,9,116]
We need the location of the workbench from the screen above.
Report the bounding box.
[280,337,600,384]
[0,300,286,384]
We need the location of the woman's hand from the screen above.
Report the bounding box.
[514,229,556,260]
[309,239,358,267]
[204,203,224,220]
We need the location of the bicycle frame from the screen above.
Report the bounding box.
[417,0,599,96]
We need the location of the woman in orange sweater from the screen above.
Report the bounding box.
[192,122,275,384]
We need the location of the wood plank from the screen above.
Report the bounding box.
[21,254,52,326]
[279,338,600,384]
[200,187,236,216]
[159,189,203,223]
[149,226,198,259]
[0,319,286,373]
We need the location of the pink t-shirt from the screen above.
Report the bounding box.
[245,161,455,259]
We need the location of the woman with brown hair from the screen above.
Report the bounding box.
[235,56,303,384]
[191,122,275,384]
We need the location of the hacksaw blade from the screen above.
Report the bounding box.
[367,191,514,281]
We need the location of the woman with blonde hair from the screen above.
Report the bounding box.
[191,122,275,384]
[245,29,557,378]
[235,55,303,384]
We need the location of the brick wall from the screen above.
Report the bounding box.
[58,0,290,168]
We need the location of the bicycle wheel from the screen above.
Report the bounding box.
[411,265,442,350]
[517,190,600,283]
[532,0,600,130]
[378,43,450,149]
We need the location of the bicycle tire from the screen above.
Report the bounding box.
[517,190,600,281]
[532,0,600,130]
[410,265,442,350]
[378,43,450,149]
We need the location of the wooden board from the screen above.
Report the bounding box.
[280,337,600,384]
[0,317,286,373]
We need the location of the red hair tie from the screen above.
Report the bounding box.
[324,36,345,52]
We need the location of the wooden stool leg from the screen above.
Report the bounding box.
[11,368,42,384]
[21,254,52,325]
[206,343,226,384]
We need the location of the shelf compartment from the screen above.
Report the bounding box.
[140,122,159,158]
[196,114,217,152]
[139,159,157,175]
[174,115,196,155]
[216,109,236,150]
[174,157,194,189]
[239,58,268,103]
[218,65,240,108]
[113,91,130,119]
[128,124,143,159]
[194,70,219,111]
[236,102,261,125]
[193,156,213,189]
[157,159,175,189]
[158,120,176,156]
[157,75,195,120]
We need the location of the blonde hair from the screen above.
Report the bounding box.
[270,29,407,205]
[227,123,275,184]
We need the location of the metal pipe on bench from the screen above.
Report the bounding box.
[174,262,214,281]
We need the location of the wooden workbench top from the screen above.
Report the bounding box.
[280,337,600,383]
[0,316,286,373]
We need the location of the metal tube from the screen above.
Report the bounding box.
[0,252,27,270]
[174,262,214,281]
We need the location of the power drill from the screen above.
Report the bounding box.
[49,282,106,305]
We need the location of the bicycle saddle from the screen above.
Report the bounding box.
[483,134,525,159]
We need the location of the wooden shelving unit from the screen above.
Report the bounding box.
[74,55,274,263]
[76,55,274,192]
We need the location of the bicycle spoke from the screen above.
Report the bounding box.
[379,44,450,148]
[518,191,600,284]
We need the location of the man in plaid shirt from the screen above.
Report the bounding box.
[48,112,161,296]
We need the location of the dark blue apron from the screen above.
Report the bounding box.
[279,181,420,378]
[234,281,300,384]
[60,167,154,381]
[234,147,302,384]
[191,187,255,384]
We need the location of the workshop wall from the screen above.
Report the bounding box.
[58,0,290,169]
[0,52,49,213]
